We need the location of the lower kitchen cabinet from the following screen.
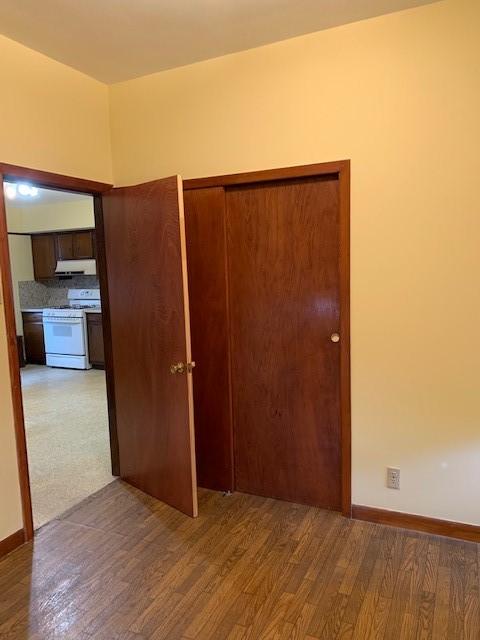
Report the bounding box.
[86,313,105,368]
[22,312,46,365]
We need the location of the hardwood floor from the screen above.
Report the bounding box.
[0,480,479,639]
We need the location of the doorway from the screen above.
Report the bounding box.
[4,182,115,529]
[0,164,116,540]
[2,160,350,543]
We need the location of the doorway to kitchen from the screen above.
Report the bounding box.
[3,179,115,530]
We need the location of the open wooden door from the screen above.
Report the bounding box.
[101,176,197,517]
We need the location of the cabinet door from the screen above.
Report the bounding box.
[87,313,104,366]
[73,231,95,259]
[32,234,56,279]
[56,233,74,260]
[23,313,46,364]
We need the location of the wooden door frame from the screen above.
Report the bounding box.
[0,162,115,542]
[184,160,352,517]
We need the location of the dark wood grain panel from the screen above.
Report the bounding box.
[0,529,24,560]
[353,505,480,543]
[0,162,111,193]
[86,313,104,368]
[22,312,46,365]
[184,187,233,491]
[227,176,341,510]
[55,233,74,260]
[184,160,346,190]
[93,196,119,476]
[102,177,197,517]
[73,230,95,258]
[31,234,56,279]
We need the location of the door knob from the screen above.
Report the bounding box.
[330,333,340,343]
[170,361,196,374]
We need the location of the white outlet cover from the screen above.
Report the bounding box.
[387,467,400,490]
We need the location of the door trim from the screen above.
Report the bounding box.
[0,163,113,542]
[185,160,351,517]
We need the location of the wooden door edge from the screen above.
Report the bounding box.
[176,175,199,517]
[0,173,34,541]
[93,194,120,476]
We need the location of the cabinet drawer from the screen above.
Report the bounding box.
[22,313,45,365]
[86,313,104,367]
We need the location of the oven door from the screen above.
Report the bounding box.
[43,317,86,356]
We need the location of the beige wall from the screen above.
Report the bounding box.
[1,0,479,541]
[110,0,480,524]
[6,198,94,234]
[7,235,34,334]
[0,35,112,540]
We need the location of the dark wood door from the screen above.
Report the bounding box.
[73,231,95,258]
[22,312,46,364]
[31,234,56,279]
[227,176,341,510]
[55,233,74,260]
[102,176,197,517]
[184,187,233,491]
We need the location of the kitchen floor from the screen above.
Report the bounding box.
[21,364,115,529]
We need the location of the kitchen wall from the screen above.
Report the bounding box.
[0,34,111,542]
[110,0,480,524]
[7,235,34,334]
[19,276,99,310]
[6,197,94,234]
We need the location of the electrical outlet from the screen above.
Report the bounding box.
[387,467,400,490]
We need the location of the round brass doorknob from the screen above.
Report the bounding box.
[330,333,340,343]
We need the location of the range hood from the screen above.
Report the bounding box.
[55,259,96,276]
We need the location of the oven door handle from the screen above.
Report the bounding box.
[43,317,84,324]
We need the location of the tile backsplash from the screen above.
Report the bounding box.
[19,276,99,309]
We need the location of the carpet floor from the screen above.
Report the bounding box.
[21,364,115,529]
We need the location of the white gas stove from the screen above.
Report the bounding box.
[42,289,101,369]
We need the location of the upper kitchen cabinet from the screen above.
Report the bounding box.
[73,230,95,259]
[32,230,96,280]
[55,233,74,260]
[56,230,95,260]
[31,234,57,279]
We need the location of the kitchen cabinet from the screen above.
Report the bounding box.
[56,230,95,260]
[22,312,46,365]
[31,234,57,279]
[86,313,104,368]
[55,233,74,260]
[73,231,95,258]
[32,229,96,280]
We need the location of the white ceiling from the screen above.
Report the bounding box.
[0,0,438,84]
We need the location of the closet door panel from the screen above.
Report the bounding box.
[184,187,234,491]
[227,176,341,510]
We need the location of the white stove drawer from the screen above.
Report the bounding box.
[43,317,87,356]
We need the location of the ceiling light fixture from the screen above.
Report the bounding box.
[3,182,40,200]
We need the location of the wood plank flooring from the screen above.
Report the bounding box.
[0,480,479,639]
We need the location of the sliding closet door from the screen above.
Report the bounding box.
[184,187,234,492]
[227,176,341,510]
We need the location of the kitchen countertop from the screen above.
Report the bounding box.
[21,308,102,314]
